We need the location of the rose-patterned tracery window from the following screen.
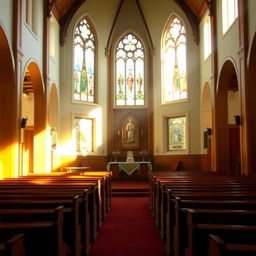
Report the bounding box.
[73,17,95,103]
[115,33,145,106]
[162,16,187,103]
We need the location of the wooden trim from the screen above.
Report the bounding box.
[60,0,87,46]
[105,0,124,57]
[153,154,208,172]
[238,0,250,175]
[173,0,200,44]
[59,156,108,171]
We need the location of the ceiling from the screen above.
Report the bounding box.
[52,0,208,22]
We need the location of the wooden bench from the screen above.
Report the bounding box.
[186,208,256,256]
[0,233,25,256]
[0,195,82,256]
[0,181,99,242]
[0,206,65,256]
[0,186,94,252]
[208,234,256,256]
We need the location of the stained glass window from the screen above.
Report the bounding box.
[115,33,145,106]
[204,15,211,60]
[74,117,93,154]
[73,17,95,103]
[167,116,187,151]
[222,0,238,34]
[162,16,187,103]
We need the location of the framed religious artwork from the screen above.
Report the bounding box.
[167,115,187,151]
[121,115,139,150]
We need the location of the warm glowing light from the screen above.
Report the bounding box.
[89,108,103,149]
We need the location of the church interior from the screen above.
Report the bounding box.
[1,0,256,255]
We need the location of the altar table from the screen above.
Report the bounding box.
[107,161,152,180]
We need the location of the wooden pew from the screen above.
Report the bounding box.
[0,206,65,256]
[0,180,99,242]
[0,233,25,256]
[208,234,256,256]
[159,186,256,243]
[0,186,94,253]
[171,198,256,256]
[7,175,107,226]
[0,195,81,256]
[147,171,256,256]
[186,208,256,256]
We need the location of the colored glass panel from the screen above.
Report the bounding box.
[75,117,93,153]
[115,33,145,106]
[73,18,95,103]
[162,16,187,103]
[168,116,187,151]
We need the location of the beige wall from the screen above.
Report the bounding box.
[216,0,240,79]
[0,0,13,45]
[59,0,118,156]
[248,0,256,54]
[22,0,44,74]
[199,13,213,153]
[141,0,201,155]
[228,90,240,124]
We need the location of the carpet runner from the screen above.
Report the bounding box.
[89,183,166,256]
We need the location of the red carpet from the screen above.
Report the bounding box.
[111,181,149,190]
[89,197,167,256]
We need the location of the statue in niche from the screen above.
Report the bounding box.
[122,115,139,150]
[125,119,135,144]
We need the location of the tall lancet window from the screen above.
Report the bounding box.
[162,16,187,103]
[115,33,145,106]
[73,17,95,103]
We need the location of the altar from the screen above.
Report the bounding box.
[107,161,152,180]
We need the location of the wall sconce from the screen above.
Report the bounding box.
[234,115,241,125]
[207,127,212,136]
[21,117,28,128]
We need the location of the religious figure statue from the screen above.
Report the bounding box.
[173,64,180,92]
[118,73,124,94]
[136,72,143,94]
[125,119,135,143]
[127,72,134,93]
[173,126,182,143]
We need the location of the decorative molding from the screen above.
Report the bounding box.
[173,0,200,44]
[60,0,87,46]
[153,154,208,171]
[135,0,154,54]
[205,0,213,16]
[47,0,57,18]
[105,0,153,56]
[105,0,124,57]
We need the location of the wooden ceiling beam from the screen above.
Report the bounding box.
[173,0,200,44]
[59,0,87,46]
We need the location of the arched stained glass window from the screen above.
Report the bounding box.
[73,17,95,103]
[162,16,187,103]
[115,33,145,106]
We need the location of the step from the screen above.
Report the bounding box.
[112,191,149,197]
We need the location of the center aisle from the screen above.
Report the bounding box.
[89,197,167,256]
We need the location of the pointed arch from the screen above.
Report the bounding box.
[161,14,187,104]
[114,31,145,107]
[0,24,17,178]
[72,15,97,103]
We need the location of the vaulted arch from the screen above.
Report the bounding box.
[215,59,240,173]
[246,32,256,175]
[0,24,17,178]
[21,61,47,174]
